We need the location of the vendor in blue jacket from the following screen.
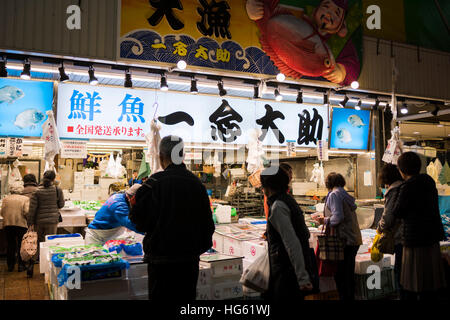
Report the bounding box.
[129,170,142,187]
[85,184,143,245]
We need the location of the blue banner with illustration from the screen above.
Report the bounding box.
[120,0,363,86]
[0,78,53,138]
[329,107,371,150]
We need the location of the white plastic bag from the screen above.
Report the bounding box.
[20,226,38,262]
[240,249,270,293]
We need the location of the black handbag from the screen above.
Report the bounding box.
[55,186,63,223]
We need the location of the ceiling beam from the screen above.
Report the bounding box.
[397,108,450,121]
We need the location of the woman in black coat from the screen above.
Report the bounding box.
[260,166,318,301]
[393,152,446,300]
[376,164,404,298]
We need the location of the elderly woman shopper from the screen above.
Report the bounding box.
[313,172,362,300]
[22,173,39,198]
[376,164,404,299]
[27,170,65,278]
[393,152,446,300]
[260,166,317,301]
[1,185,30,272]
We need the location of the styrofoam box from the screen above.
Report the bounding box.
[211,281,243,300]
[222,233,260,257]
[212,232,225,253]
[355,254,391,274]
[196,285,212,300]
[126,263,148,279]
[58,212,87,227]
[242,240,267,262]
[57,278,130,300]
[198,265,213,287]
[128,277,148,297]
[200,258,243,278]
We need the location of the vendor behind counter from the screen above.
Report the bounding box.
[85,184,143,245]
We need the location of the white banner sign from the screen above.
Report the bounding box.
[60,140,87,159]
[56,83,328,147]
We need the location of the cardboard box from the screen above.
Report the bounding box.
[242,240,267,262]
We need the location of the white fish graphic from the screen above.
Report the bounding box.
[348,115,366,128]
[14,108,45,129]
[0,86,25,104]
[337,128,352,143]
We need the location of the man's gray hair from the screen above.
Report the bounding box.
[159,135,184,165]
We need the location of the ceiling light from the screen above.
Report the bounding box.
[253,84,259,99]
[413,131,420,134]
[88,66,98,85]
[400,103,408,114]
[351,81,359,89]
[58,62,69,82]
[177,60,187,70]
[160,74,168,91]
[124,69,133,88]
[218,80,227,96]
[296,90,303,104]
[274,88,283,101]
[437,124,444,127]
[418,110,428,114]
[339,95,349,107]
[190,78,198,94]
[276,73,285,82]
[20,59,31,80]
[0,58,7,77]
[355,100,361,110]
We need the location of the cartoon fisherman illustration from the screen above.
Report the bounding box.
[246,0,360,85]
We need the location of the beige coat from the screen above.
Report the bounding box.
[1,194,30,228]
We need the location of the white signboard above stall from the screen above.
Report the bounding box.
[56,83,328,148]
[60,140,88,159]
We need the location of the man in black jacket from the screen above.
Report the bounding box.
[130,135,215,300]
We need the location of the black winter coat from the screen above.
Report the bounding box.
[393,174,445,247]
[266,193,319,300]
[27,184,64,226]
[129,163,215,263]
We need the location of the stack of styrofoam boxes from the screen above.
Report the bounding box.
[71,172,84,200]
[126,262,148,300]
[198,253,244,300]
[41,234,85,281]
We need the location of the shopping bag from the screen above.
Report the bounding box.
[20,226,38,262]
[315,242,338,277]
[240,250,270,293]
[317,223,345,261]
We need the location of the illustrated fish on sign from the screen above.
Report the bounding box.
[0,86,25,104]
[336,128,352,143]
[255,0,335,79]
[14,108,45,129]
[348,115,366,128]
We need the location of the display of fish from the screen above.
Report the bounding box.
[348,115,366,128]
[336,128,352,143]
[0,85,25,104]
[255,0,335,79]
[14,108,45,129]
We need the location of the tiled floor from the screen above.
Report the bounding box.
[0,259,49,300]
